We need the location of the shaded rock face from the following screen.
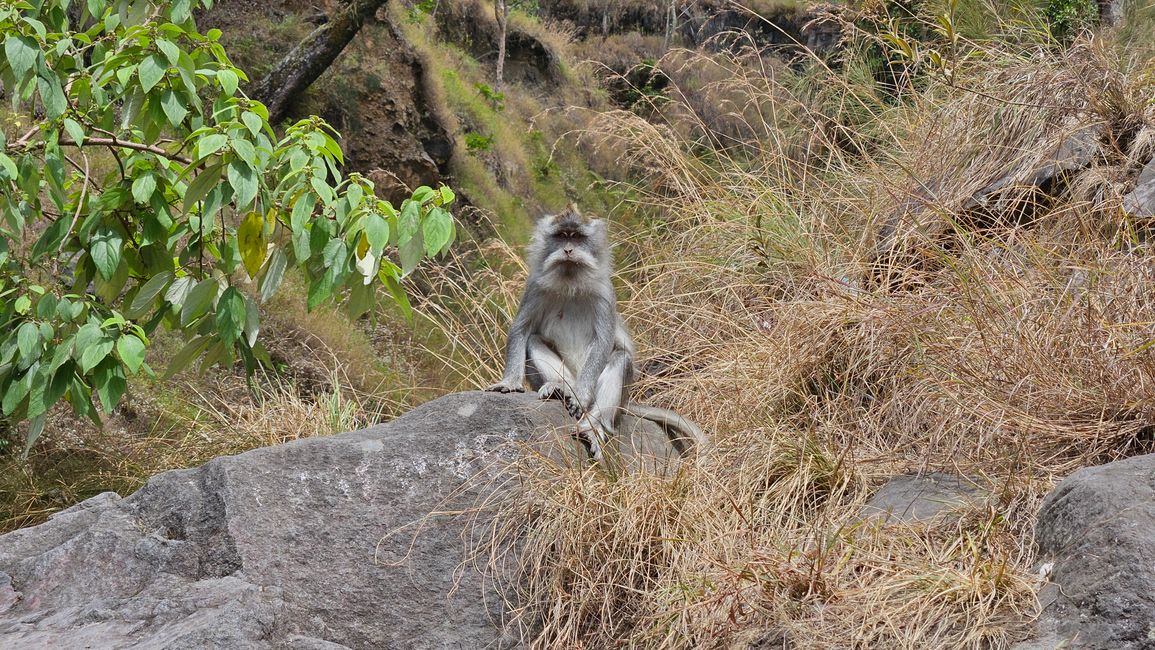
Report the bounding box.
[861,473,991,524]
[435,1,562,88]
[0,392,682,649]
[200,1,452,204]
[332,17,454,202]
[1018,453,1155,649]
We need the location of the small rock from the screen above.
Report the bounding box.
[1122,157,1155,218]
[861,473,991,524]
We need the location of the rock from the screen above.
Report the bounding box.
[1017,453,1155,650]
[0,391,683,649]
[1122,157,1155,218]
[964,124,1102,214]
[861,473,991,524]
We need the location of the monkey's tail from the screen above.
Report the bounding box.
[624,403,708,457]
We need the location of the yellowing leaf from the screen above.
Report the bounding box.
[238,211,267,279]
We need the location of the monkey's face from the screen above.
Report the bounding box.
[528,211,611,293]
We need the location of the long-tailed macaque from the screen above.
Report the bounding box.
[486,207,705,461]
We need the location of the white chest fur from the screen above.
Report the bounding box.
[539,302,597,376]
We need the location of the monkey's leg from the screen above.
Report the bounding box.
[526,335,575,401]
[574,350,631,461]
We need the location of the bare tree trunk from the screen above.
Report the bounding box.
[252,0,389,124]
[663,0,675,52]
[494,0,508,91]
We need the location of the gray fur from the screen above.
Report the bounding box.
[487,207,706,460]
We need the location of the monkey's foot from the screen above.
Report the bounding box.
[485,380,525,393]
[536,381,567,401]
[563,394,585,419]
[573,421,606,462]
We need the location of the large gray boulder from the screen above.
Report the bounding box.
[1018,453,1155,650]
[0,391,681,649]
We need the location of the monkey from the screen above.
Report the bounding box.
[486,206,706,462]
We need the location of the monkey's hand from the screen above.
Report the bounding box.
[536,381,567,401]
[486,379,525,393]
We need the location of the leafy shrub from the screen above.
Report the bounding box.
[0,0,456,454]
[465,131,495,153]
[1046,0,1099,40]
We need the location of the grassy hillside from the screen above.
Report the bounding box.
[4,0,1155,645]
[416,1,1155,646]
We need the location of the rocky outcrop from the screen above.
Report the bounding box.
[202,1,453,203]
[1122,157,1155,218]
[861,473,991,524]
[0,392,683,649]
[1017,453,1155,650]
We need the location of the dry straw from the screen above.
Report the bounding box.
[422,6,1155,647]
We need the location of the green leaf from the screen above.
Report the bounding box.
[398,199,420,243]
[215,287,246,346]
[438,186,455,206]
[259,248,287,303]
[400,228,424,276]
[5,36,38,80]
[138,52,167,93]
[322,239,346,269]
[30,216,73,261]
[197,133,228,159]
[243,295,259,347]
[164,275,194,307]
[90,227,124,281]
[16,322,39,362]
[227,160,257,208]
[116,334,146,374]
[238,210,266,278]
[21,414,47,458]
[128,270,174,317]
[93,358,126,413]
[217,68,239,95]
[77,330,115,374]
[411,185,436,204]
[242,111,263,137]
[307,273,334,311]
[423,206,453,257]
[2,368,33,415]
[184,162,224,211]
[231,137,256,166]
[132,173,157,204]
[63,118,86,146]
[290,193,315,232]
[365,212,389,254]
[379,263,412,321]
[180,277,218,326]
[160,89,188,127]
[37,75,67,118]
[156,38,181,66]
[164,335,209,378]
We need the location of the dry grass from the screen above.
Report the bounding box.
[424,8,1155,648]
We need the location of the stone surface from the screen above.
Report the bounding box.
[861,473,991,524]
[1122,157,1155,218]
[1015,453,1155,650]
[0,391,681,649]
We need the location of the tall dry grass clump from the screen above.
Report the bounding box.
[424,6,1155,647]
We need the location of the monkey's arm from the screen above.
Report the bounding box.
[486,293,533,392]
